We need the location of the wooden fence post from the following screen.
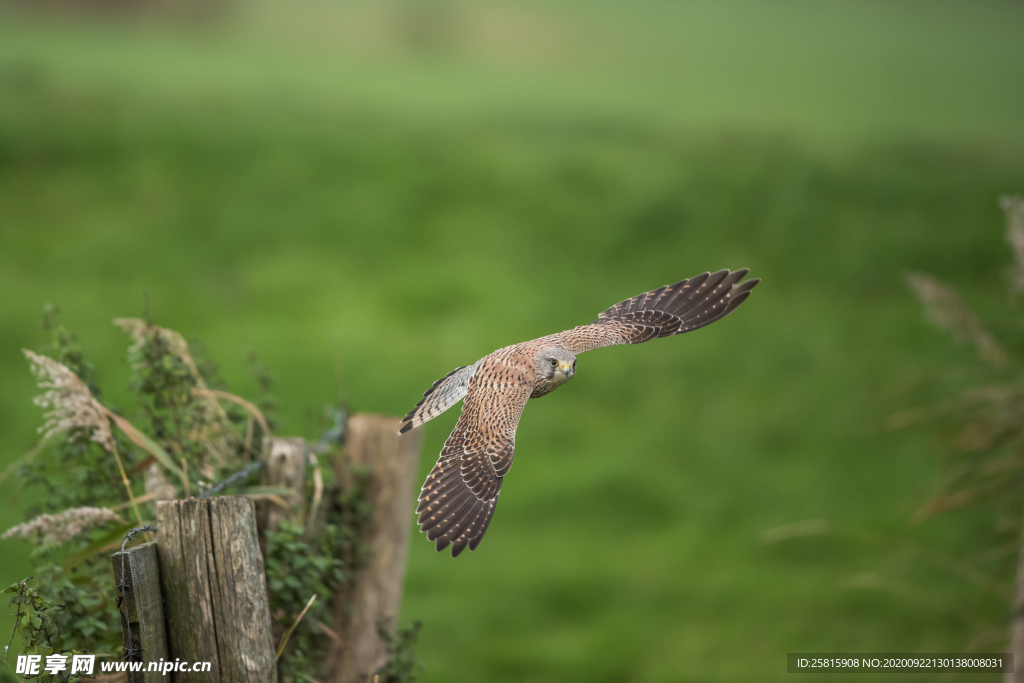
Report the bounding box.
[156,499,221,683]
[157,496,277,683]
[328,414,423,683]
[111,541,168,683]
[260,437,309,533]
[207,496,279,683]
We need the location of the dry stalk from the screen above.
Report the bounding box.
[276,594,318,659]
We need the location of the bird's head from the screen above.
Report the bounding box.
[537,347,577,386]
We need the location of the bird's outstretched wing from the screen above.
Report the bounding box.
[547,268,759,354]
[415,367,530,557]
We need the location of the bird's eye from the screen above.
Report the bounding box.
[550,359,558,367]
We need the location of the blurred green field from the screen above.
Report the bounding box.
[2,1,1024,681]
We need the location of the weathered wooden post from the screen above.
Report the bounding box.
[260,437,309,533]
[112,541,168,683]
[156,499,219,683]
[157,496,278,683]
[327,414,423,683]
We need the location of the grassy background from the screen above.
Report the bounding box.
[2,1,1024,681]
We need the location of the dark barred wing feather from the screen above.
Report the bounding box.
[552,268,759,353]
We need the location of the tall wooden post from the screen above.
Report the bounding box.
[156,499,221,683]
[157,496,278,683]
[328,414,423,683]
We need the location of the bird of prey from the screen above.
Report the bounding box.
[399,268,760,556]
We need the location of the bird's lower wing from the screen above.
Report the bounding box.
[547,268,759,354]
[416,375,529,557]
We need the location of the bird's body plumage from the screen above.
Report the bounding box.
[401,268,760,556]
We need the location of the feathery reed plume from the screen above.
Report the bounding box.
[23,349,143,523]
[2,506,125,546]
[1003,195,1024,295]
[23,349,116,452]
[905,272,1007,367]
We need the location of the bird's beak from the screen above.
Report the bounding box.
[560,361,574,376]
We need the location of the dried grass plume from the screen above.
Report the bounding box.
[905,272,1007,367]
[1002,195,1024,295]
[2,506,125,545]
[23,349,116,451]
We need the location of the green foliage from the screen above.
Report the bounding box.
[39,307,101,400]
[12,313,131,656]
[327,465,374,572]
[8,312,262,659]
[125,326,202,468]
[375,620,424,683]
[265,520,342,678]
[9,307,420,681]
[117,319,273,496]
[18,311,127,517]
[2,577,88,683]
[4,578,61,658]
[265,466,375,682]
[29,560,114,656]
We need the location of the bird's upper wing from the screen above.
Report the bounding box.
[546,268,759,354]
[416,359,531,557]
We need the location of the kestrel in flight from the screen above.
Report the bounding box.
[400,268,760,556]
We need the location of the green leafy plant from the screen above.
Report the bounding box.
[374,619,424,683]
[265,464,376,682]
[4,309,422,683]
[2,576,89,683]
[265,520,344,679]
[5,315,140,657]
